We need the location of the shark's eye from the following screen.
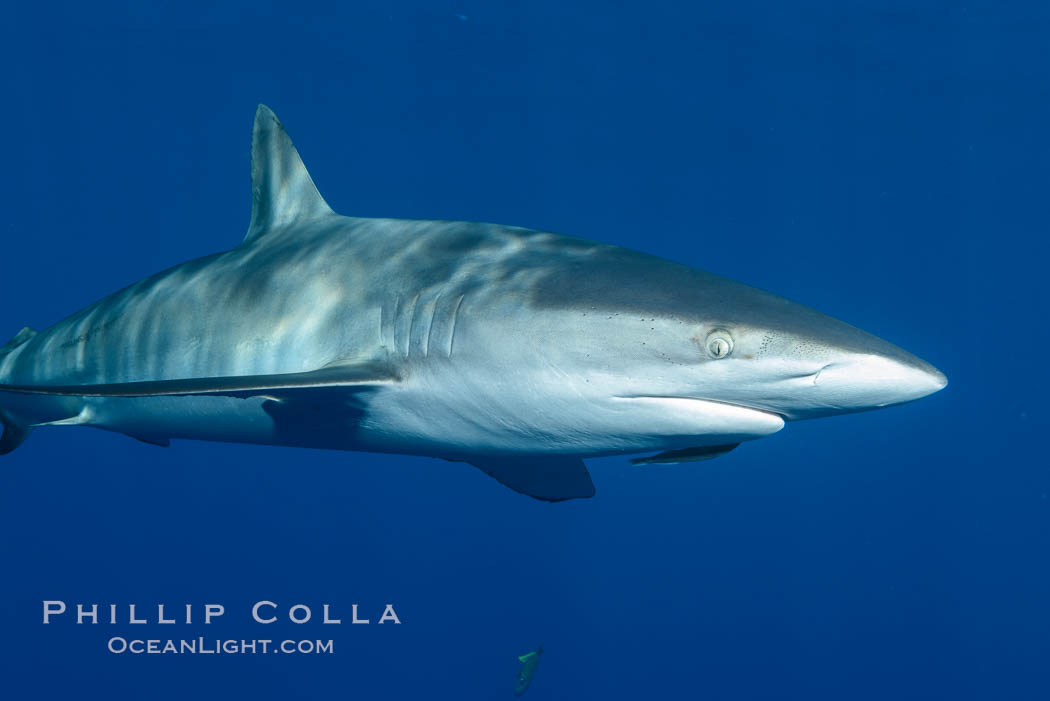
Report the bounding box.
[706,330,733,359]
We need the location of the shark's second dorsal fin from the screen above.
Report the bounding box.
[1,327,37,354]
[244,104,334,243]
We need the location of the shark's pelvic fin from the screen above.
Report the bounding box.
[0,410,31,455]
[0,362,398,399]
[126,433,171,448]
[468,455,596,502]
[244,104,334,243]
[630,443,740,466]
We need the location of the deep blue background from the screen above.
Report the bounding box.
[1,2,1047,698]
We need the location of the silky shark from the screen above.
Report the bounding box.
[0,105,946,501]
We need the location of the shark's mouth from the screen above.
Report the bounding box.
[624,394,789,419]
[612,395,786,439]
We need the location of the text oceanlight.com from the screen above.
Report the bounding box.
[107,637,334,655]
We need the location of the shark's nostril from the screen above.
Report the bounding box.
[811,363,835,386]
[805,355,946,407]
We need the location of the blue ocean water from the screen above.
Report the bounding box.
[0,2,1046,699]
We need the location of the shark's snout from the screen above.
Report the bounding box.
[813,353,947,409]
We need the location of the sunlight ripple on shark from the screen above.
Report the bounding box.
[0,105,947,501]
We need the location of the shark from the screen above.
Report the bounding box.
[0,105,947,501]
[514,645,543,696]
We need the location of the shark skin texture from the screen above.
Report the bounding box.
[0,105,946,501]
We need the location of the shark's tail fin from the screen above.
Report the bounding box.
[0,326,38,455]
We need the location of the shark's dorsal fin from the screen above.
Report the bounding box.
[244,104,334,243]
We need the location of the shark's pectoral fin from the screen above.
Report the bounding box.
[630,443,740,466]
[0,361,399,399]
[259,387,373,444]
[466,455,596,502]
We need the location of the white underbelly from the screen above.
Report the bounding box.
[356,372,786,458]
[7,368,785,458]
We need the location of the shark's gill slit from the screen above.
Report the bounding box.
[447,294,465,358]
[423,293,442,359]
